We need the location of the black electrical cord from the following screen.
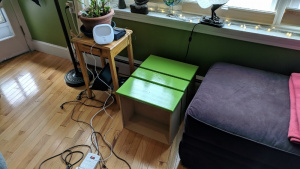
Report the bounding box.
[64,5,80,68]
[39,144,91,169]
[62,150,84,169]
[69,98,106,168]
[58,93,107,168]
[60,90,104,109]
[92,131,132,169]
[64,6,72,32]
[184,23,201,62]
[60,100,104,109]
[77,90,105,103]
[57,91,130,168]
[67,95,130,169]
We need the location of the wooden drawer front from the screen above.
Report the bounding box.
[78,44,101,56]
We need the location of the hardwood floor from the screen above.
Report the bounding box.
[0,51,186,169]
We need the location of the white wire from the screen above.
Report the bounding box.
[71,13,79,35]
[83,52,95,83]
[68,8,79,35]
[88,44,115,162]
[90,91,114,162]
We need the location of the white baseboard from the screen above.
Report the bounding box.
[32,40,203,79]
[32,40,70,60]
[83,54,141,76]
[32,40,141,75]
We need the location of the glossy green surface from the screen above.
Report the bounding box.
[140,55,198,81]
[116,77,183,112]
[132,68,189,92]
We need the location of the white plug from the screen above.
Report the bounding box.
[79,153,100,169]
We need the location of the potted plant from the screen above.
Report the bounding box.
[78,0,114,32]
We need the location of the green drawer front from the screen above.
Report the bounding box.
[116,77,183,112]
[140,55,198,81]
[131,68,189,92]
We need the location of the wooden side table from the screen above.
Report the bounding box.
[71,29,134,106]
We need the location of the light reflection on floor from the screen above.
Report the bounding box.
[1,72,38,107]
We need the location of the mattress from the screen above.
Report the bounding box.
[179,62,300,169]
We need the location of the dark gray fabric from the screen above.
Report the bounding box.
[180,62,300,168]
[0,153,7,169]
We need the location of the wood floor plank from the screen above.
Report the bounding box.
[0,52,37,78]
[0,51,185,169]
[148,141,165,169]
[4,91,77,168]
[130,137,154,169]
[0,79,68,140]
[0,60,72,127]
[0,57,72,125]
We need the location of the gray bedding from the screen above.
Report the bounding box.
[179,62,300,169]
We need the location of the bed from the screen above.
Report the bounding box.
[179,62,300,169]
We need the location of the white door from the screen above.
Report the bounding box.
[0,0,29,62]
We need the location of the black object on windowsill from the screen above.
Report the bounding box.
[130,0,149,14]
[200,3,226,28]
[118,0,126,9]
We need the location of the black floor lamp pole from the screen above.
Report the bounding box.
[54,0,86,87]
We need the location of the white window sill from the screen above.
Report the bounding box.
[113,8,300,51]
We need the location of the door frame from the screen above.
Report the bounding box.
[6,0,34,51]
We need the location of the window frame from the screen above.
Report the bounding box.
[181,0,300,26]
[146,0,300,27]
[77,0,300,51]
[113,8,300,50]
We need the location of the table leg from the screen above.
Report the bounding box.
[127,35,135,74]
[100,54,106,68]
[108,53,120,106]
[74,42,92,98]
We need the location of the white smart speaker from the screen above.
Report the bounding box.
[93,24,114,45]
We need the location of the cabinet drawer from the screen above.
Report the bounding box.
[78,44,101,56]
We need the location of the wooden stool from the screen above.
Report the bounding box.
[71,29,134,106]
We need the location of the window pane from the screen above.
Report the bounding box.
[226,0,277,12]
[0,9,5,24]
[289,0,300,9]
[0,8,14,40]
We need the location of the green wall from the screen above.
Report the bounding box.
[18,0,74,47]
[18,1,300,75]
[114,18,300,75]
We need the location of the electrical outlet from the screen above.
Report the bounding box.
[66,1,76,14]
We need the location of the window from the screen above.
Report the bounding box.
[0,9,5,24]
[83,0,300,28]
[225,0,277,12]
[289,0,300,9]
[181,0,300,27]
[0,8,14,40]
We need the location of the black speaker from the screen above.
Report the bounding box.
[90,63,119,91]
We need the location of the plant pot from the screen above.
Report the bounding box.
[78,8,114,32]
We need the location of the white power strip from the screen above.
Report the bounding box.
[76,153,100,169]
